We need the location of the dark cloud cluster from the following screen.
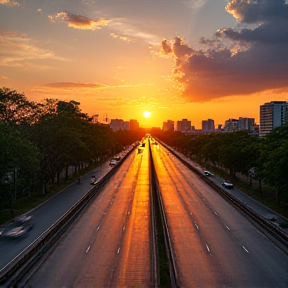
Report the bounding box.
[160,0,288,102]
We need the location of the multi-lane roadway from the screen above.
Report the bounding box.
[2,139,288,287]
[26,141,154,287]
[151,140,288,287]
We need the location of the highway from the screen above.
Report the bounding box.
[0,157,115,271]
[26,143,153,287]
[3,139,288,287]
[150,140,288,287]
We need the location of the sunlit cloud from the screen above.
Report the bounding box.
[158,0,288,102]
[109,18,161,45]
[0,30,66,68]
[110,32,131,42]
[31,81,166,107]
[32,81,149,97]
[0,75,9,80]
[43,82,107,89]
[48,12,109,30]
[0,0,20,6]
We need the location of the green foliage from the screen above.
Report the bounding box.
[0,87,139,217]
[258,125,288,203]
[0,88,39,124]
[156,127,288,205]
[0,122,39,210]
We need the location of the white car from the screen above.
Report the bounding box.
[204,170,214,177]
[0,215,33,238]
[222,180,234,189]
[109,160,117,166]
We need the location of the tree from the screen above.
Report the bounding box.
[258,125,288,204]
[0,87,39,124]
[0,123,38,213]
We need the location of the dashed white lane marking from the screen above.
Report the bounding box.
[117,247,121,254]
[122,225,126,231]
[86,246,91,253]
[214,211,218,216]
[225,225,230,231]
[97,226,100,230]
[206,244,211,252]
[242,246,249,253]
[194,223,199,230]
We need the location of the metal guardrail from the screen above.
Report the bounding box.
[156,138,288,248]
[149,140,179,288]
[0,144,137,287]
[148,141,158,288]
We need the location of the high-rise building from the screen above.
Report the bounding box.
[129,119,139,130]
[110,119,129,131]
[177,119,191,132]
[202,119,215,132]
[223,119,238,132]
[259,101,288,136]
[223,117,255,133]
[238,117,255,133]
[162,120,174,131]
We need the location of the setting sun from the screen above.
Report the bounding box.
[143,111,151,118]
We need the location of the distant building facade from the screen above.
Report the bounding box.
[162,120,174,131]
[259,101,288,136]
[91,114,99,124]
[223,117,255,133]
[202,119,215,133]
[110,119,129,131]
[129,119,139,130]
[177,119,191,132]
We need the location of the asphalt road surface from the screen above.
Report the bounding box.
[7,140,288,288]
[150,141,288,288]
[26,144,152,287]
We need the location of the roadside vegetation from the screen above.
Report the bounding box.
[0,87,144,224]
[1,87,287,225]
[151,126,288,219]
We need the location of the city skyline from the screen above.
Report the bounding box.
[1,0,288,129]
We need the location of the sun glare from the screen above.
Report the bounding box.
[143,111,151,118]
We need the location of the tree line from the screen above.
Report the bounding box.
[0,88,142,213]
[151,125,288,205]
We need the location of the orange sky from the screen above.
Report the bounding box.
[1,0,287,128]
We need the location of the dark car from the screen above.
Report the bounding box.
[222,180,234,189]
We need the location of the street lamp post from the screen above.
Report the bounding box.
[14,167,20,200]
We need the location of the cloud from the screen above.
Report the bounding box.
[109,18,161,45]
[0,0,20,6]
[48,12,109,30]
[110,32,131,42]
[0,30,65,68]
[42,81,147,90]
[159,0,288,102]
[43,82,107,89]
[225,0,288,23]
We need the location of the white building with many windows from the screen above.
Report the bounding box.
[259,101,288,136]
